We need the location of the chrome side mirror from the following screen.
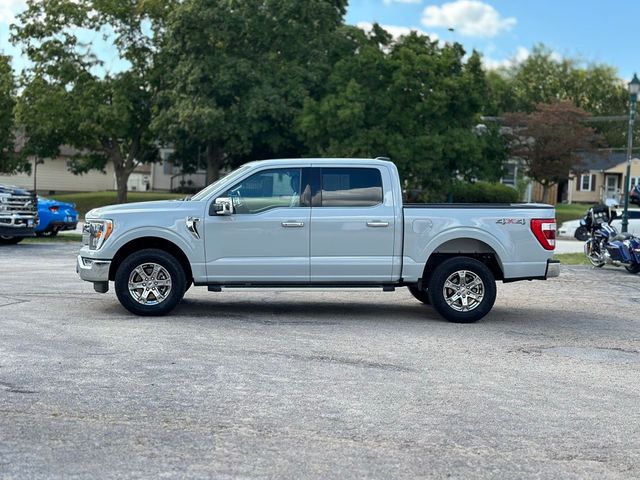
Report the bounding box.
[212,197,234,216]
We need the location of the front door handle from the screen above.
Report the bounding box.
[366,221,389,228]
[282,221,305,228]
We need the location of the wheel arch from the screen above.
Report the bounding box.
[108,237,193,284]
[419,237,504,288]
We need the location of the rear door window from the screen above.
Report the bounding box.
[320,168,383,207]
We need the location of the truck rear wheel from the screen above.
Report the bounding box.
[408,285,430,305]
[0,235,23,245]
[115,248,186,316]
[427,257,496,323]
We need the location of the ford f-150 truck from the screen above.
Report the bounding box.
[0,184,38,244]
[77,158,559,323]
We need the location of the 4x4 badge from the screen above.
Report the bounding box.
[496,218,525,225]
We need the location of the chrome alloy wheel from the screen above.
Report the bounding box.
[128,263,172,305]
[442,270,485,312]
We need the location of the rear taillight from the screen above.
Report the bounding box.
[531,218,556,250]
[49,206,59,213]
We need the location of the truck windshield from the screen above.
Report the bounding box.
[190,164,254,201]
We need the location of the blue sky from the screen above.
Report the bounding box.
[1,0,638,82]
[347,0,640,81]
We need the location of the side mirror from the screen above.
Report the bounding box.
[211,197,234,216]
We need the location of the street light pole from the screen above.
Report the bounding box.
[621,73,640,233]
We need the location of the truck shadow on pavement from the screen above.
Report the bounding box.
[114,296,602,328]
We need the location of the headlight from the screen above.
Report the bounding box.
[83,219,113,250]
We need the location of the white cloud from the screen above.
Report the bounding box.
[422,0,516,38]
[482,46,529,70]
[383,0,422,4]
[0,0,26,24]
[357,21,438,42]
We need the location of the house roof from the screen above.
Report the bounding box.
[578,151,634,172]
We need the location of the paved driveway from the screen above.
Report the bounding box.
[1,243,639,479]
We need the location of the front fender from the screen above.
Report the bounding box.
[106,225,202,264]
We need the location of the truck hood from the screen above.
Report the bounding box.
[86,200,193,218]
[0,184,32,196]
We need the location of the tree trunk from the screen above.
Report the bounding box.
[114,165,130,204]
[540,184,549,204]
[206,143,224,185]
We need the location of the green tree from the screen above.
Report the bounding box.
[11,0,173,202]
[14,75,73,187]
[299,27,504,199]
[153,0,348,184]
[503,101,599,203]
[486,45,629,148]
[0,55,24,174]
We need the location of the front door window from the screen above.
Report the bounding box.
[224,168,304,213]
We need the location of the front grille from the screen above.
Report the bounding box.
[2,194,37,214]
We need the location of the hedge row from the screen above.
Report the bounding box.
[449,182,520,204]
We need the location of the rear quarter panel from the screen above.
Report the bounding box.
[402,206,556,282]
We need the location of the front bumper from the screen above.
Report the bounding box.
[76,255,111,282]
[0,214,37,237]
[546,259,560,278]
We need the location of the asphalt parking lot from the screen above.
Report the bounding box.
[1,243,639,479]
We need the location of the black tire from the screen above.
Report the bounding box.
[574,226,589,242]
[115,248,186,316]
[408,285,430,305]
[35,230,58,238]
[0,235,23,245]
[427,257,496,323]
[625,264,640,274]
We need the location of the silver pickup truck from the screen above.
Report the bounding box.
[0,184,38,244]
[77,158,559,323]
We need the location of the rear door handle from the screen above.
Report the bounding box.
[367,221,389,228]
[281,221,305,228]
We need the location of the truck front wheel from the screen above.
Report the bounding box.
[427,257,496,323]
[115,248,186,316]
[0,235,23,245]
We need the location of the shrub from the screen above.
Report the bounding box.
[449,181,520,203]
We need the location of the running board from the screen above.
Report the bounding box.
[206,284,397,292]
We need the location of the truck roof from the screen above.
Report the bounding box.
[243,158,395,167]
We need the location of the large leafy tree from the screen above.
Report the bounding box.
[11,0,174,202]
[298,27,505,199]
[0,55,25,174]
[153,0,348,184]
[503,101,599,203]
[486,45,629,148]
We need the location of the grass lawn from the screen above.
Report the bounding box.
[555,203,590,225]
[52,191,184,219]
[23,233,83,244]
[553,252,589,265]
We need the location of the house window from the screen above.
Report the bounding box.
[580,173,596,192]
[501,163,517,187]
[630,177,640,188]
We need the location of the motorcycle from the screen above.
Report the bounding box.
[582,204,640,274]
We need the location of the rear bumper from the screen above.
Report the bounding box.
[38,220,78,233]
[545,259,560,278]
[76,255,111,283]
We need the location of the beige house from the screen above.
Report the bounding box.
[0,147,207,194]
[566,152,640,205]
